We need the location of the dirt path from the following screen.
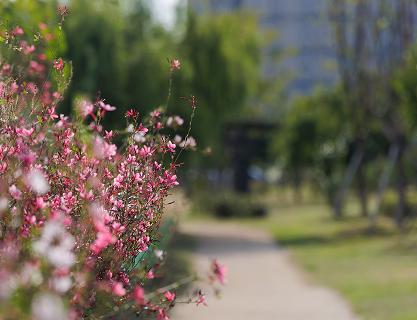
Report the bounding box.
[173,222,359,320]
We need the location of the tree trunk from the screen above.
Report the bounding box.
[368,144,400,229]
[395,149,407,229]
[356,164,368,217]
[333,147,364,219]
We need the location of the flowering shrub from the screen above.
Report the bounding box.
[0,17,224,320]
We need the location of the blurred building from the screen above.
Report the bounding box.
[189,0,338,96]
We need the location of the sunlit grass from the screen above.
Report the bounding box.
[258,202,417,320]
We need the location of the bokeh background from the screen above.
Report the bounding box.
[3,0,417,319]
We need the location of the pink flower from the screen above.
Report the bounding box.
[90,230,116,255]
[111,281,126,297]
[139,146,153,157]
[9,185,22,200]
[137,124,148,134]
[35,197,47,209]
[93,137,117,159]
[47,107,59,120]
[78,100,94,118]
[111,222,125,234]
[98,100,116,112]
[26,82,38,94]
[163,171,179,187]
[113,174,124,188]
[150,110,161,118]
[29,61,45,74]
[16,127,34,137]
[167,141,176,153]
[212,260,227,285]
[157,309,169,320]
[146,270,155,279]
[104,130,113,140]
[11,26,24,36]
[53,58,64,71]
[133,286,145,305]
[170,59,181,71]
[196,291,207,307]
[163,291,175,302]
[20,41,35,55]
[125,109,138,118]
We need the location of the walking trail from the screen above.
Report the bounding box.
[173,222,359,320]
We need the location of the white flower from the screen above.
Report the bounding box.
[27,169,50,195]
[33,221,75,268]
[180,136,197,149]
[154,249,164,260]
[174,135,182,144]
[127,124,134,133]
[0,197,8,213]
[133,132,146,143]
[32,292,68,320]
[167,116,184,127]
[52,276,73,293]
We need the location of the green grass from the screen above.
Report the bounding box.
[253,202,417,320]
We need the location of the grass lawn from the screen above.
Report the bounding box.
[253,201,417,320]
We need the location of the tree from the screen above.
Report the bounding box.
[273,88,350,204]
[175,10,263,167]
[330,0,417,224]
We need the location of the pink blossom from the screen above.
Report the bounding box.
[93,136,117,159]
[163,291,176,302]
[29,61,45,74]
[104,130,113,140]
[35,197,47,209]
[47,107,59,120]
[113,174,124,188]
[9,185,22,200]
[125,109,138,118]
[98,100,116,112]
[157,309,170,320]
[150,110,161,118]
[90,230,116,255]
[26,82,38,94]
[146,270,155,279]
[11,26,24,36]
[16,127,34,137]
[111,281,126,297]
[10,82,19,93]
[163,171,179,187]
[212,260,227,285]
[139,146,153,157]
[20,41,35,55]
[170,59,181,71]
[138,124,148,134]
[39,22,48,30]
[167,141,176,153]
[196,291,208,307]
[133,286,145,305]
[53,58,64,71]
[78,100,94,118]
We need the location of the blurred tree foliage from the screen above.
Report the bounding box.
[272,88,349,202]
[174,11,262,166]
[62,0,174,128]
